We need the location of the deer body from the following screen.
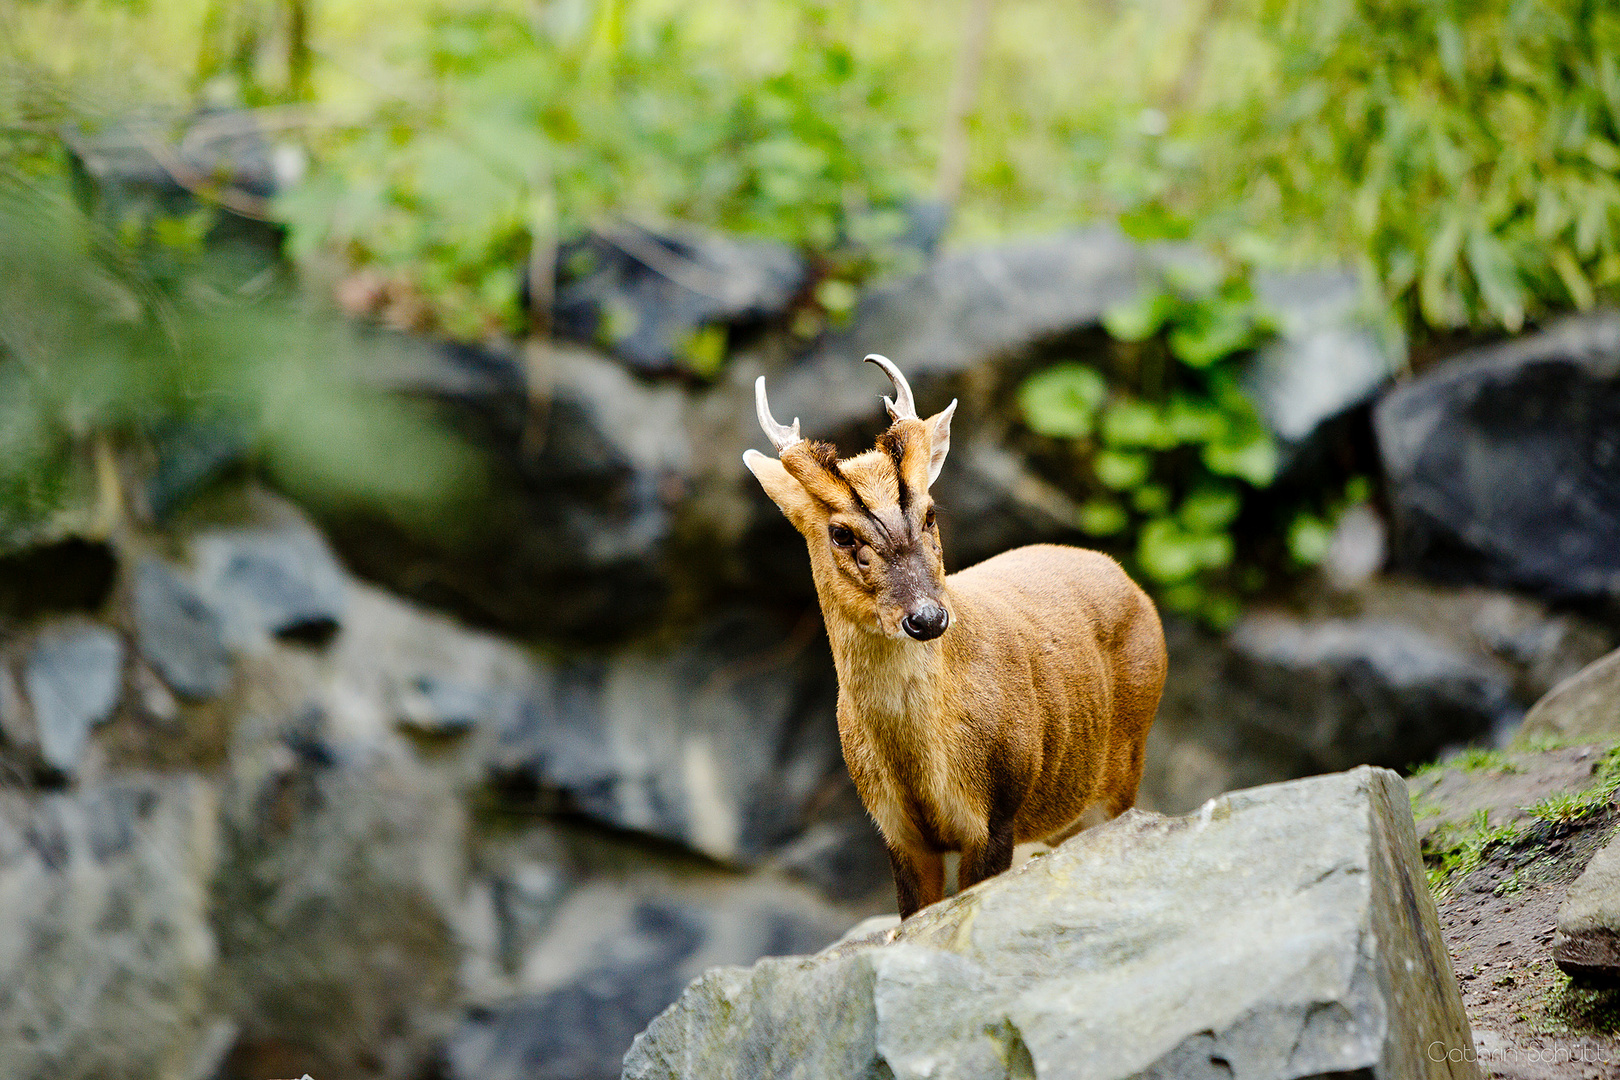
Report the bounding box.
[746,357,1166,918]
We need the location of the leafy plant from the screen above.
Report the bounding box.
[0,125,481,544]
[1017,266,1277,624]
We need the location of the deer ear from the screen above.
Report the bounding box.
[744,450,817,531]
[924,399,957,488]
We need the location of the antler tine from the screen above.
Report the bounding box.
[864,353,917,422]
[754,376,802,452]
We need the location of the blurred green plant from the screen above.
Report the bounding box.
[1159,0,1620,334]
[1017,266,1277,625]
[0,127,482,548]
[275,4,929,337]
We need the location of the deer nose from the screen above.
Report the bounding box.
[902,604,949,641]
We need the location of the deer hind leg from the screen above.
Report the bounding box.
[887,844,945,919]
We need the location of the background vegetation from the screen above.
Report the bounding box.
[4,0,1618,615]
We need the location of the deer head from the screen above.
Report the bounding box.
[744,355,958,641]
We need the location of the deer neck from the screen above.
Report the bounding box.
[822,602,949,727]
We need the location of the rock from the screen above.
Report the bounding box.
[772,228,1149,441]
[144,420,249,521]
[23,621,124,774]
[1518,647,1620,743]
[330,339,689,643]
[551,223,810,376]
[133,557,231,701]
[448,867,858,1080]
[213,640,470,1080]
[1227,613,1521,767]
[490,608,844,865]
[768,817,893,906]
[1374,312,1620,602]
[1554,829,1620,985]
[192,524,348,645]
[0,775,220,1080]
[1243,270,1393,455]
[623,767,1479,1080]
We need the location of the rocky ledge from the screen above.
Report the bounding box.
[624,766,1480,1080]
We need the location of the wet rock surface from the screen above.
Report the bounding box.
[1522,647,1620,744]
[23,621,124,774]
[133,556,231,701]
[625,767,1480,1080]
[1375,312,1620,603]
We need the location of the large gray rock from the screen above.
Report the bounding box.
[191,523,348,645]
[772,229,1149,441]
[1374,312,1620,601]
[1554,829,1620,985]
[490,608,844,864]
[330,340,690,643]
[624,767,1481,1080]
[1519,646,1620,743]
[23,621,124,773]
[133,556,231,701]
[551,223,810,376]
[1244,270,1394,456]
[449,859,860,1080]
[0,775,220,1080]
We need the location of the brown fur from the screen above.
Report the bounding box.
[746,414,1167,919]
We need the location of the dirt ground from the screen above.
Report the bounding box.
[1414,747,1620,1079]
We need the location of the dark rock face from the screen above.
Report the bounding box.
[624,768,1481,1080]
[133,557,231,701]
[551,224,810,375]
[1227,614,1520,769]
[331,340,688,643]
[23,621,125,774]
[1375,313,1620,601]
[490,608,844,864]
[0,776,220,1080]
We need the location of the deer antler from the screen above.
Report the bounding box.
[865,354,917,422]
[754,376,802,452]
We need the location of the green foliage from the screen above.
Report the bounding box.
[1421,808,1526,896]
[1017,269,1277,625]
[275,4,929,336]
[1182,0,1620,333]
[1525,746,1620,824]
[0,131,481,543]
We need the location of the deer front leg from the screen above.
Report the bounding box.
[887,844,945,919]
[959,762,1024,892]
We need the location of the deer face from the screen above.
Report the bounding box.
[745,356,957,642]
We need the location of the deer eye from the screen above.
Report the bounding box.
[829,524,856,549]
[924,507,936,529]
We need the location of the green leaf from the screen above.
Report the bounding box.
[1102,288,1176,342]
[1078,498,1129,536]
[1100,399,1170,448]
[1464,228,1525,331]
[1093,449,1152,490]
[1018,364,1109,439]
[1138,517,1201,584]
[1131,483,1171,514]
[1202,428,1278,486]
[1178,485,1242,532]
[1288,512,1334,566]
[1168,300,1257,367]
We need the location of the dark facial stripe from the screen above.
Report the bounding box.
[876,426,912,513]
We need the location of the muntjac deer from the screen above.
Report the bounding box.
[744,355,1167,919]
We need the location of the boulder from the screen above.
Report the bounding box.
[1518,647,1620,743]
[330,339,689,643]
[489,608,845,865]
[1553,830,1620,985]
[22,621,124,774]
[132,556,231,701]
[0,775,221,1080]
[1374,312,1620,601]
[551,223,810,376]
[1243,269,1393,459]
[771,228,1149,442]
[448,865,859,1080]
[623,767,1481,1080]
[191,523,348,646]
[1226,614,1520,767]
